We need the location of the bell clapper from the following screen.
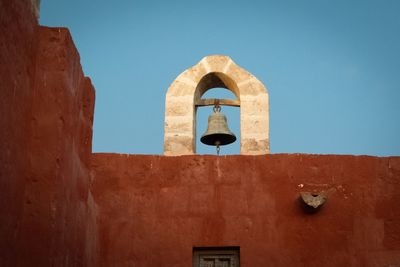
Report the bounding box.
[215,141,221,155]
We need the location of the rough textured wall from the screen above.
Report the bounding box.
[15,26,98,267]
[0,0,98,265]
[91,154,400,267]
[0,0,38,264]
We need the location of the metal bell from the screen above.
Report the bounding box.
[200,105,236,154]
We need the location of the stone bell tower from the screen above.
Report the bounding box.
[164,55,270,156]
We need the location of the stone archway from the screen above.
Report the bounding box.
[164,55,269,156]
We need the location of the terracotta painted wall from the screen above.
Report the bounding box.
[0,0,98,266]
[0,1,37,264]
[15,26,98,267]
[91,154,400,267]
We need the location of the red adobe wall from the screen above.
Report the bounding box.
[15,26,98,267]
[0,1,38,264]
[91,154,400,267]
[0,1,98,266]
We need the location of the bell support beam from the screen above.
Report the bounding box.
[195,98,240,107]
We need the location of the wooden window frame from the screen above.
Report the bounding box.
[193,247,240,267]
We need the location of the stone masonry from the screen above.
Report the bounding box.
[164,55,270,156]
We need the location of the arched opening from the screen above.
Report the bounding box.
[195,73,240,155]
[194,72,240,101]
[164,55,269,156]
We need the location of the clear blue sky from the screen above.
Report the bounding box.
[40,0,400,156]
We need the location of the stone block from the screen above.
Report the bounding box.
[202,55,232,73]
[176,63,208,85]
[164,117,193,133]
[164,135,195,155]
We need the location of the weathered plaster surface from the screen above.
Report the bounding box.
[0,1,97,266]
[91,153,400,267]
